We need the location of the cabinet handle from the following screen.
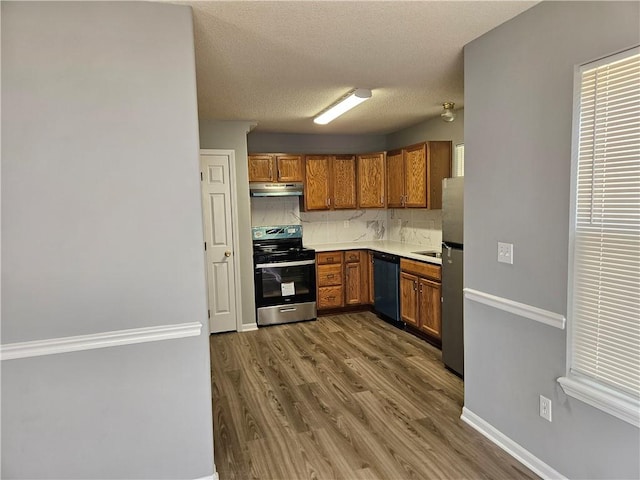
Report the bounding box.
[328,296,335,300]
[381,195,384,205]
[327,274,334,278]
[327,257,333,262]
[269,162,273,180]
[413,280,418,291]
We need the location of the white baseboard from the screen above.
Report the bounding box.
[241,322,259,332]
[0,322,202,361]
[461,407,567,480]
[194,474,217,480]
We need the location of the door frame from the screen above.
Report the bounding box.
[200,149,243,333]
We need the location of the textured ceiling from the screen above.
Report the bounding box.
[181,1,537,134]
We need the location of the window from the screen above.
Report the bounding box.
[559,46,640,427]
[454,143,465,177]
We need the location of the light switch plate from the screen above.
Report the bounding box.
[343,220,350,228]
[498,242,514,264]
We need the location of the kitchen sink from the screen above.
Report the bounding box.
[412,251,442,258]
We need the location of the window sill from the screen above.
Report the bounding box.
[558,376,640,428]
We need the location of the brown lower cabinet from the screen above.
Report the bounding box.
[400,258,442,340]
[317,251,344,309]
[317,250,369,310]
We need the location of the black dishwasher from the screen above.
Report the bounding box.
[372,251,403,327]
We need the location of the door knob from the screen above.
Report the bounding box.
[224,251,232,257]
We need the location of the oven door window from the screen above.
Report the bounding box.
[256,263,315,307]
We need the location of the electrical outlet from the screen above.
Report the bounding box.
[343,220,350,228]
[498,242,514,264]
[539,395,552,422]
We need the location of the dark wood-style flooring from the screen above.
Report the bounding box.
[210,312,537,480]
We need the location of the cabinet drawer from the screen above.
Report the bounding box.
[317,251,343,265]
[317,264,343,286]
[344,250,361,263]
[318,286,344,309]
[400,258,441,282]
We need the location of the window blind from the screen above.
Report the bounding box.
[571,48,640,399]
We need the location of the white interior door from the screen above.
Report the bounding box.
[200,152,238,333]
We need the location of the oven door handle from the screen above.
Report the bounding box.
[255,259,316,269]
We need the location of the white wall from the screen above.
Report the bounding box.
[1,2,214,478]
[464,2,640,478]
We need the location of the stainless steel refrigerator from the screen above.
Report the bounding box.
[441,177,464,377]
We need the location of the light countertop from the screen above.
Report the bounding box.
[305,240,442,265]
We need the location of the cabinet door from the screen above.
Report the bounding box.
[318,286,344,309]
[332,155,357,209]
[404,143,427,208]
[345,261,362,305]
[359,252,369,306]
[317,251,343,265]
[419,278,442,339]
[386,149,405,208]
[248,155,274,182]
[276,155,303,182]
[426,141,452,210]
[400,272,418,327]
[304,155,332,211]
[357,153,385,208]
[317,263,342,287]
[367,251,374,304]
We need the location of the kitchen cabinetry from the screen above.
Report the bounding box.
[345,250,368,305]
[400,258,442,340]
[367,251,374,304]
[357,152,385,208]
[316,250,369,310]
[248,154,303,183]
[386,141,452,209]
[304,155,357,211]
[317,251,344,309]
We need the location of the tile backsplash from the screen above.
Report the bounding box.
[387,208,442,249]
[250,196,441,248]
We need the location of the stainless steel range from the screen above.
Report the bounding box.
[252,225,317,326]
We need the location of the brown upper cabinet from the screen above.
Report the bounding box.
[386,141,452,209]
[357,152,386,208]
[304,155,357,211]
[248,154,303,183]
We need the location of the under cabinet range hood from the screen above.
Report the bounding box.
[249,182,304,197]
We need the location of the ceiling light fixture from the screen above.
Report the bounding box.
[441,102,456,122]
[314,88,372,125]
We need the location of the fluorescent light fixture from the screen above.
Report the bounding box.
[314,88,372,125]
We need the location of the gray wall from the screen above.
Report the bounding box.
[200,120,257,325]
[464,2,640,479]
[248,131,386,154]
[386,109,464,150]
[1,2,214,478]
